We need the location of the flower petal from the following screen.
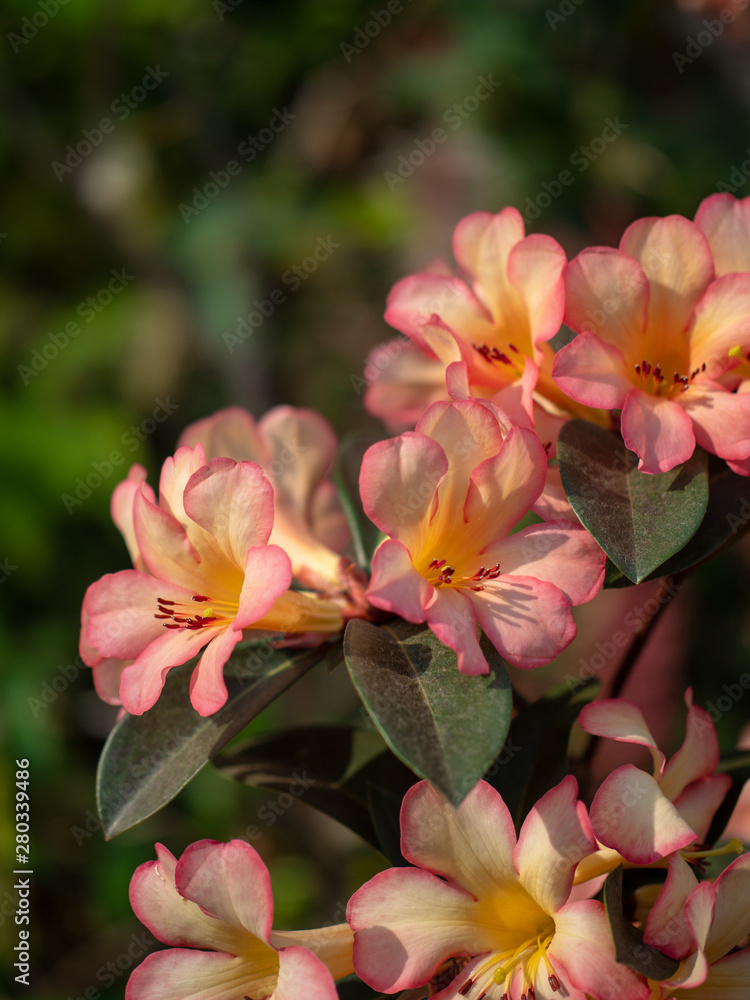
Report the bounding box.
[643,853,700,959]
[589,764,697,865]
[551,900,651,1000]
[483,521,605,606]
[552,332,633,409]
[366,539,434,623]
[126,948,260,1000]
[453,209,526,322]
[347,867,487,993]
[620,389,696,474]
[385,273,494,354]
[620,214,714,341]
[661,701,721,800]
[364,338,448,431]
[469,575,577,670]
[695,192,750,277]
[688,272,750,377]
[274,945,339,1000]
[84,569,194,661]
[112,465,155,572]
[563,247,649,353]
[688,949,750,999]
[514,776,596,914]
[507,232,567,347]
[176,839,274,941]
[235,544,293,629]
[178,406,267,464]
[578,699,665,776]
[133,487,213,597]
[424,586,489,675]
[118,625,217,715]
[704,852,750,965]
[183,459,274,568]
[681,379,750,461]
[401,779,518,894]
[188,626,243,716]
[129,844,241,953]
[672,774,732,843]
[359,431,448,551]
[462,426,547,542]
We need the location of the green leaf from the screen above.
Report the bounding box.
[604,866,680,980]
[96,645,323,839]
[334,431,383,568]
[215,725,415,856]
[557,420,708,584]
[485,679,598,829]
[343,618,512,805]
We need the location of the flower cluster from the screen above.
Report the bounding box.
[127,698,750,1000]
[80,193,750,1000]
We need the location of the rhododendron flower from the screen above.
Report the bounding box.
[178,406,354,594]
[127,840,353,1000]
[552,213,750,474]
[82,445,344,716]
[347,777,649,1000]
[359,398,606,673]
[695,191,750,278]
[640,851,750,997]
[577,692,733,868]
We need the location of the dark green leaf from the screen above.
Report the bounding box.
[558,420,708,583]
[604,866,680,980]
[215,725,415,855]
[334,431,384,568]
[97,645,323,839]
[485,679,598,829]
[344,618,512,805]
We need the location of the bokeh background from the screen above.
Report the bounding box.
[2,0,750,996]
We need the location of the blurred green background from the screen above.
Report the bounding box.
[2,0,750,996]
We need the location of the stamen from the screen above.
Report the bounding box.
[459,978,474,996]
[549,975,560,991]
[509,343,519,353]
[192,594,210,602]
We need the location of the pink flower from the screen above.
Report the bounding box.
[347,777,649,1000]
[552,213,750,473]
[179,406,354,595]
[695,191,750,278]
[640,851,750,997]
[370,209,584,422]
[577,692,733,868]
[359,398,605,674]
[127,840,353,1000]
[82,445,344,716]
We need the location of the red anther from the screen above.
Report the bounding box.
[635,364,641,374]
[157,599,176,605]
[470,585,485,591]
[458,978,475,996]
[509,343,519,353]
[163,623,181,629]
[185,623,204,630]
[673,372,680,383]
[702,362,707,371]
[434,559,446,569]
[428,558,439,569]
[192,595,210,602]
[549,974,560,991]
[528,987,536,1000]
[154,614,171,619]
[477,989,488,1000]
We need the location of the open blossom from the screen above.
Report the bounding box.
[347,777,649,1000]
[367,208,586,426]
[178,406,354,594]
[359,398,605,674]
[81,445,344,716]
[640,851,750,998]
[552,212,750,474]
[127,840,354,1000]
[576,692,733,869]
